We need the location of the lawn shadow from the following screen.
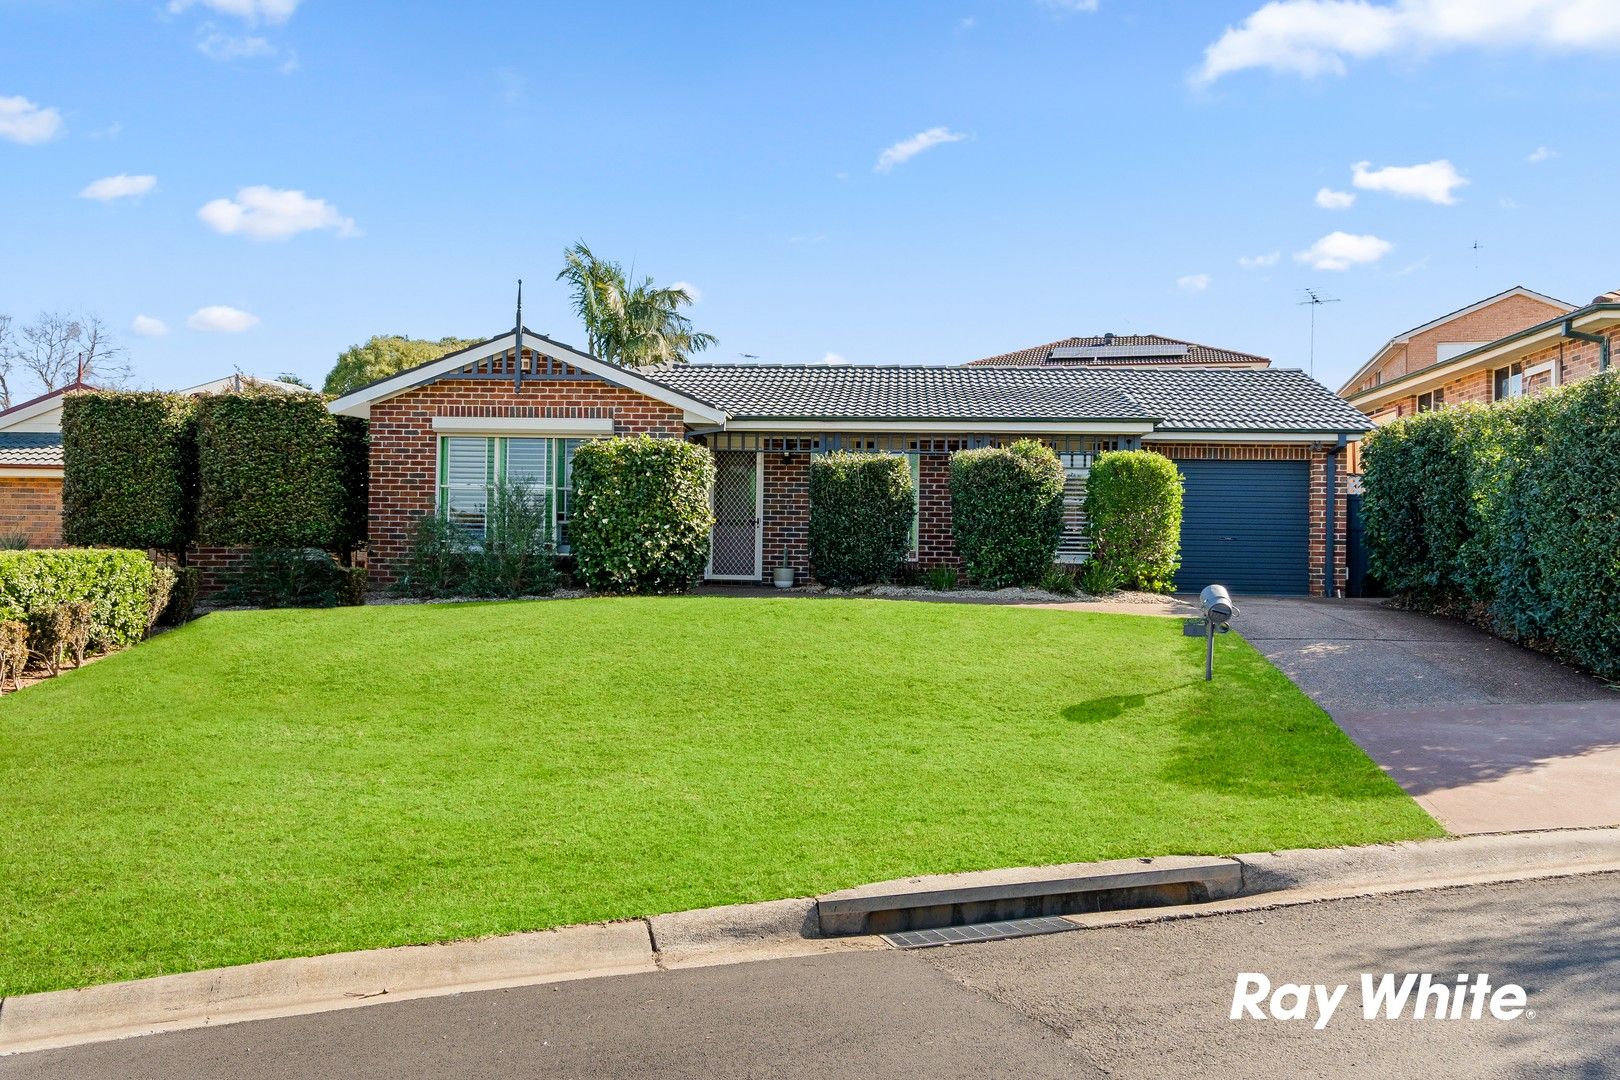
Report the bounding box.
[1062,684,1200,724]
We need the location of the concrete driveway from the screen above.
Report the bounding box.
[1236,597,1620,834]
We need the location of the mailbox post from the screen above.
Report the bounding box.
[1197,584,1238,681]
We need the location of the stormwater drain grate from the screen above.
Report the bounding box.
[883,916,1077,949]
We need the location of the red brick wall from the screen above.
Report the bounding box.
[367,376,685,583]
[762,452,810,582]
[915,452,960,569]
[1150,442,1348,596]
[0,474,63,547]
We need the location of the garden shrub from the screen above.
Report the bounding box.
[1360,373,1620,680]
[0,617,26,689]
[334,415,370,553]
[30,602,92,674]
[146,566,177,631]
[1083,450,1183,593]
[161,566,201,625]
[1077,556,1124,596]
[61,391,197,554]
[0,549,159,651]
[948,440,1066,588]
[394,482,559,599]
[0,533,28,550]
[924,565,958,591]
[1039,563,1079,596]
[217,549,354,609]
[195,390,352,550]
[570,436,715,595]
[807,452,915,588]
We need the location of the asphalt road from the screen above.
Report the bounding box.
[6,873,1617,1079]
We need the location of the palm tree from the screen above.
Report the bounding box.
[557,242,716,367]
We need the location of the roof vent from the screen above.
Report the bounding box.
[1103,333,1115,345]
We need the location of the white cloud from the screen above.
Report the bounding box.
[875,127,968,173]
[198,186,360,240]
[1528,145,1558,163]
[1295,231,1393,270]
[80,174,157,201]
[187,305,260,333]
[168,0,300,24]
[668,281,702,302]
[1196,0,1620,84]
[1315,186,1356,209]
[197,32,275,60]
[1238,251,1281,268]
[957,16,978,30]
[1038,0,1099,12]
[1177,273,1212,292]
[819,352,849,365]
[131,315,169,337]
[1499,196,1519,209]
[0,95,63,144]
[1351,158,1468,204]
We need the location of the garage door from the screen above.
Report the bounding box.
[1173,459,1310,595]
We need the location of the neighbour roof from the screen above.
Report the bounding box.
[0,432,63,468]
[965,334,1268,368]
[644,364,1371,434]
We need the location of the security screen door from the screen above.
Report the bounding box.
[709,450,762,580]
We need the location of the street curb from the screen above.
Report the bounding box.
[6,828,1620,1056]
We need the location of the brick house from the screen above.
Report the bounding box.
[1338,286,1575,425]
[332,330,1371,596]
[966,333,1271,370]
[0,380,91,547]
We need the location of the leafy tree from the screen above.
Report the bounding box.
[323,335,480,396]
[556,241,716,367]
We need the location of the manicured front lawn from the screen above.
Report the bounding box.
[0,596,1438,994]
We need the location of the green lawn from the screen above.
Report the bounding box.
[0,596,1438,995]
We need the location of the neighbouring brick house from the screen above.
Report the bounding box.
[0,380,90,547]
[1338,286,1576,425]
[966,332,1271,370]
[332,330,1372,596]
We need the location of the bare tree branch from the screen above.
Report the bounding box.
[11,311,131,396]
[0,314,15,410]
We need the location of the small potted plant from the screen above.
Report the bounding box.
[773,550,795,589]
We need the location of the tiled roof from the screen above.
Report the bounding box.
[1100,368,1373,434]
[643,365,1144,420]
[0,432,63,467]
[642,364,1371,434]
[965,334,1268,368]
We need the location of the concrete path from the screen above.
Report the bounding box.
[8,872,1617,1080]
[1237,597,1620,834]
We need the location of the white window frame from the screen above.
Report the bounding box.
[436,435,593,551]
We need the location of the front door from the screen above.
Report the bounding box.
[708,450,762,580]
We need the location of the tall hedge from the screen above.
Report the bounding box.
[948,439,1065,588]
[0,549,159,651]
[570,436,715,594]
[61,391,197,554]
[195,390,353,550]
[1361,373,1620,679]
[808,452,914,588]
[1084,450,1183,593]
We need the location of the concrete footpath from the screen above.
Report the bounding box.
[6,829,1620,1058]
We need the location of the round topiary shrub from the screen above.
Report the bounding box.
[948,439,1065,588]
[1084,450,1183,593]
[569,436,716,594]
[808,452,915,588]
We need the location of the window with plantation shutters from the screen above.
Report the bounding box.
[437,435,586,550]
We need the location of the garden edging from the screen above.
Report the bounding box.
[5,828,1620,1057]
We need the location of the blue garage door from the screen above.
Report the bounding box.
[1173,459,1310,595]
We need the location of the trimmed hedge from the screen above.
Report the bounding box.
[1084,450,1184,593]
[1361,373,1620,679]
[196,391,351,549]
[808,452,915,588]
[0,549,160,652]
[948,440,1066,588]
[570,436,715,594]
[61,392,197,554]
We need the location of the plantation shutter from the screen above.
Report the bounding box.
[441,437,493,535]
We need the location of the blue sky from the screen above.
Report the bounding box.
[3,0,1617,395]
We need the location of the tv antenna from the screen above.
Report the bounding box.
[1471,239,1484,271]
[1298,288,1341,376]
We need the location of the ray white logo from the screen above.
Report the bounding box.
[1231,973,1531,1029]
